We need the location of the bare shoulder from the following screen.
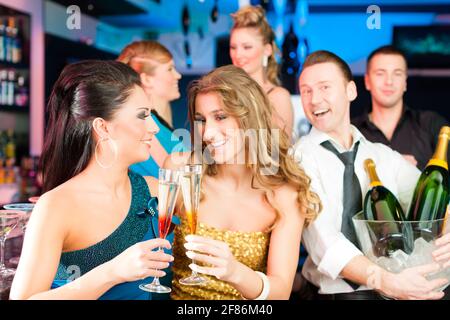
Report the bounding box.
[268,86,293,123]
[30,185,74,232]
[163,152,191,170]
[272,184,304,219]
[143,176,159,197]
[34,187,68,216]
[273,184,298,205]
[269,86,291,102]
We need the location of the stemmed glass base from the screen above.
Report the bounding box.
[139,246,172,294]
[139,278,171,294]
[179,258,208,286]
[1,238,17,278]
[179,271,208,286]
[0,267,16,278]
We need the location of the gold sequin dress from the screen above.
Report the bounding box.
[171,217,271,300]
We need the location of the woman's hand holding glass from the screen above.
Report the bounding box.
[184,234,239,282]
[108,238,173,284]
[178,164,209,285]
[140,168,180,293]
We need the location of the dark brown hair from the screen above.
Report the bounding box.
[303,50,354,82]
[366,45,408,71]
[41,60,141,192]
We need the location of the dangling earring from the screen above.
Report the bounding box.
[262,55,269,68]
[94,137,118,169]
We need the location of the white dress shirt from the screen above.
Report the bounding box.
[290,125,421,294]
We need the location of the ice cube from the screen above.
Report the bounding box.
[375,257,392,271]
[406,237,435,268]
[391,249,409,266]
[413,237,435,256]
[376,254,405,273]
[406,238,450,292]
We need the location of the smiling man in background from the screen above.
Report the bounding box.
[352,45,449,170]
[290,50,450,300]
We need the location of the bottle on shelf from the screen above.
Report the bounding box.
[0,18,5,62]
[0,130,4,185]
[0,69,8,105]
[18,156,38,200]
[7,69,15,106]
[15,75,28,107]
[0,130,6,159]
[407,126,450,224]
[4,157,16,184]
[0,158,5,184]
[12,18,22,64]
[5,129,16,165]
[0,129,17,186]
[0,131,8,185]
[5,17,14,63]
[363,158,413,256]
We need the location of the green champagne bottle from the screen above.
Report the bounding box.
[363,159,407,222]
[363,159,412,256]
[407,126,450,223]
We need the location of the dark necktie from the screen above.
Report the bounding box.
[321,140,362,290]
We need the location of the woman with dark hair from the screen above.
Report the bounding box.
[10,60,173,300]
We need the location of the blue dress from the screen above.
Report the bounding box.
[130,111,189,178]
[51,171,174,300]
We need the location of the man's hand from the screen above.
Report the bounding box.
[433,232,450,268]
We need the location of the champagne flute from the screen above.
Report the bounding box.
[0,210,24,278]
[179,164,208,286]
[139,168,180,294]
[4,203,35,266]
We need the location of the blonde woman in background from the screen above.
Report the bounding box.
[166,65,321,300]
[230,5,294,140]
[118,41,187,178]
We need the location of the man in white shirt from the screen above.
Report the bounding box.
[290,50,449,300]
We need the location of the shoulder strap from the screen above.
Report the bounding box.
[128,170,152,205]
[152,109,174,132]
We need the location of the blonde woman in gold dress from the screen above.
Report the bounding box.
[165,65,321,300]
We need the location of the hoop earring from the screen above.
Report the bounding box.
[262,55,269,68]
[94,137,118,169]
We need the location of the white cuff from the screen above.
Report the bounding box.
[317,237,363,280]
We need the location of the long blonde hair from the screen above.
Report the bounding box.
[188,65,321,226]
[231,5,280,86]
[117,40,172,75]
